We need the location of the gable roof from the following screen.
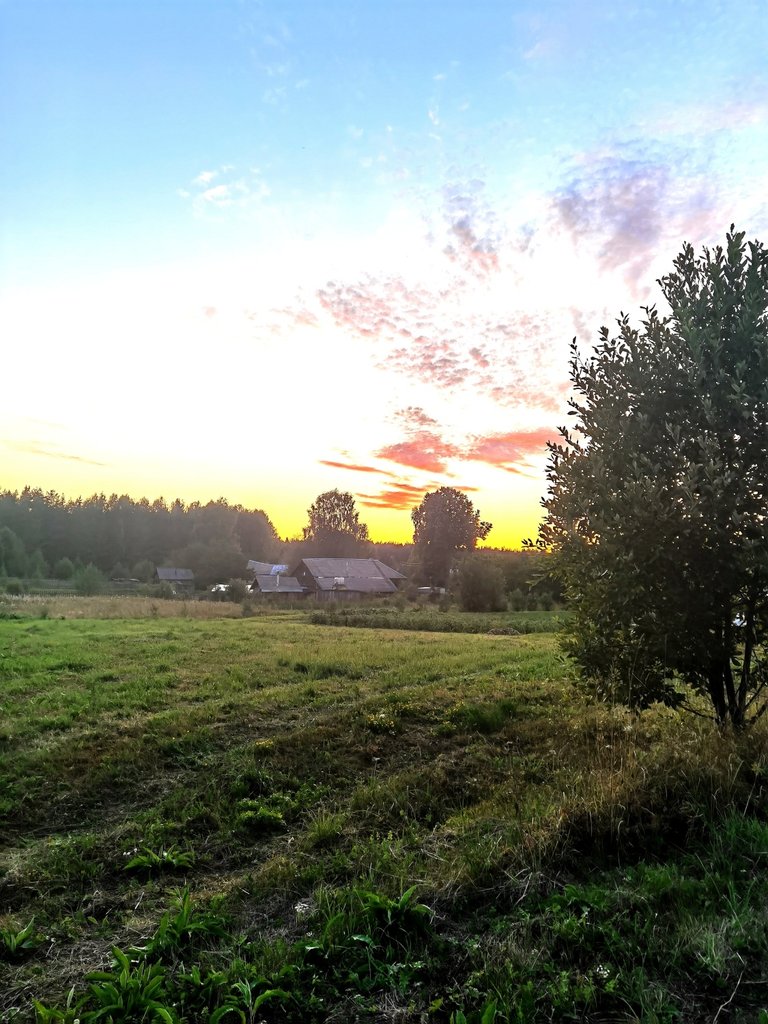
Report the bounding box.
[247,560,289,575]
[156,567,194,582]
[299,558,405,580]
[295,557,405,593]
[249,574,304,594]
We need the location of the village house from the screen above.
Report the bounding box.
[292,557,405,601]
[155,567,195,593]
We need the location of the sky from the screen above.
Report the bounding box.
[2,0,768,547]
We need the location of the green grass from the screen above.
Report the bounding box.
[1,611,767,1022]
[309,606,565,634]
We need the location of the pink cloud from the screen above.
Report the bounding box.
[357,482,429,510]
[464,428,555,473]
[376,430,460,474]
[319,459,390,475]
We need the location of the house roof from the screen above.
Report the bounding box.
[156,567,194,582]
[247,560,289,575]
[249,574,304,594]
[296,557,404,593]
[299,558,405,580]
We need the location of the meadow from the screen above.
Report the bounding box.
[1,597,767,1022]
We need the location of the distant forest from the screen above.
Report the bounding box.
[0,487,414,586]
[0,488,285,584]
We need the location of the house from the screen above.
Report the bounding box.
[155,567,195,593]
[293,557,406,600]
[249,574,305,596]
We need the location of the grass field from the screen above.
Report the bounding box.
[1,599,768,1022]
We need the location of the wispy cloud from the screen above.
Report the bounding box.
[358,480,479,511]
[180,165,271,215]
[464,428,554,473]
[319,459,390,475]
[357,481,429,510]
[5,439,107,467]
[549,145,720,294]
[376,431,460,474]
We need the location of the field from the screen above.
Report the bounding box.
[1,599,768,1023]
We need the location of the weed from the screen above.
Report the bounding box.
[122,844,196,874]
[140,888,229,958]
[1,918,43,960]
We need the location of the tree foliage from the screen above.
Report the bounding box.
[0,489,279,584]
[412,487,492,587]
[457,555,507,612]
[302,489,370,556]
[538,228,768,728]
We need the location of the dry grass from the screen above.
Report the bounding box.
[2,594,250,619]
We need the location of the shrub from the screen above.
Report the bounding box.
[53,557,75,580]
[227,578,249,603]
[73,563,106,596]
[458,556,507,612]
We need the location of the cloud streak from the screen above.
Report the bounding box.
[5,439,107,467]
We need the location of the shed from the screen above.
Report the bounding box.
[155,567,195,592]
[249,574,305,595]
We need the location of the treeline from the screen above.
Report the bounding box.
[0,487,560,605]
[0,488,280,585]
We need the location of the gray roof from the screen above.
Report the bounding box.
[156,567,194,582]
[249,574,304,593]
[299,558,405,581]
[247,560,289,575]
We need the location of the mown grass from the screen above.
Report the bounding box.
[1,609,767,1022]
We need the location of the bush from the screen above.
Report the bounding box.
[5,579,25,596]
[457,556,507,612]
[73,563,105,596]
[226,578,249,603]
[132,559,155,583]
[53,557,75,580]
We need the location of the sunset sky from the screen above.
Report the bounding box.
[2,1,768,546]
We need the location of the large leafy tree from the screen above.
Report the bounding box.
[539,228,768,728]
[303,489,370,556]
[412,487,492,587]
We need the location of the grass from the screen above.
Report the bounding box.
[1,603,767,1022]
[308,605,564,634]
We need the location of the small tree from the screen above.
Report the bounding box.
[132,558,155,582]
[412,487,492,587]
[458,555,507,612]
[0,527,27,578]
[28,549,48,579]
[53,556,75,580]
[538,228,768,728]
[73,563,106,596]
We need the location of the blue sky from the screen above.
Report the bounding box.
[2,0,768,543]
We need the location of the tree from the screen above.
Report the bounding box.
[457,555,507,612]
[0,526,27,578]
[302,489,370,556]
[28,549,49,579]
[53,556,75,580]
[537,228,768,728]
[412,487,492,587]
